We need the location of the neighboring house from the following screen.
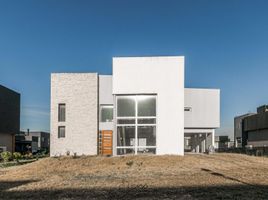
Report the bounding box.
[0,85,20,153]
[184,88,219,153]
[214,136,231,150]
[243,105,268,147]
[234,113,255,147]
[16,131,50,153]
[50,56,220,156]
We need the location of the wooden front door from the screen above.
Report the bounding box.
[99,130,113,156]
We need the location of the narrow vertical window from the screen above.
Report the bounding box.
[58,104,66,122]
[58,126,65,138]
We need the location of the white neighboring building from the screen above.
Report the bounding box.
[184,88,220,153]
[50,56,220,156]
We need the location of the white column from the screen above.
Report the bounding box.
[212,129,215,147]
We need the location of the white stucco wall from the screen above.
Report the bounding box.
[113,56,185,155]
[50,73,98,156]
[184,88,220,128]
[99,75,113,131]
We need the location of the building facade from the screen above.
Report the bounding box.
[16,131,50,153]
[234,113,255,147]
[0,85,20,153]
[244,105,268,147]
[234,105,268,148]
[214,136,231,150]
[50,56,220,156]
[184,88,219,153]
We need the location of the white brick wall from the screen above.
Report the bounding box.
[50,73,98,156]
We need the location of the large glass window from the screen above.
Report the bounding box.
[100,105,113,122]
[137,126,156,147]
[137,96,156,116]
[117,126,135,147]
[116,95,156,155]
[117,96,135,117]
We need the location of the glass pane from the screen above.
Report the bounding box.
[137,148,156,154]
[58,126,65,138]
[138,118,156,124]
[101,106,113,122]
[184,107,192,112]
[117,126,135,146]
[117,148,135,155]
[32,136,38,142]
[137,96,156,116]
[137,126,156,146]
[117,97,135,117]
[117,119,135,124]
[58,104,66,122]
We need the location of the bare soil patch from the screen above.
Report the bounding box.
[1,153,268,199]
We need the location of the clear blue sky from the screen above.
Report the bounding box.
[1,0,268,138]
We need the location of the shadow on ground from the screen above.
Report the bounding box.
[201,168,253,186]
[0,180,38,192]
[0,180,268,200]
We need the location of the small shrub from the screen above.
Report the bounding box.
[126,160,134,167]
[66,151,70,156]
[72,152,78,159]
[23,153,33,160]
[37,150,49,158]
[13,152,22,162]
[0,151,12,162]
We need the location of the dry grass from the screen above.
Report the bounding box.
[1,153,268,199]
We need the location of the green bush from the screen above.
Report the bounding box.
[0,151,12,162]
[13,152,22,162]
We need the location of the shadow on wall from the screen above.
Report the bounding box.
[0,180,268,199]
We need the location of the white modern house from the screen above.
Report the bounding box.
[50,56,220,156]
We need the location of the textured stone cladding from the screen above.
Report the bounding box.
[50,73,98,156]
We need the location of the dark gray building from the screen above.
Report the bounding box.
[0,85,20,153]
[234,105,268,148]
[16,131,50,153]
[234,113,255,147]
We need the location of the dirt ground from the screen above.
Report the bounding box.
[1,153,268,199]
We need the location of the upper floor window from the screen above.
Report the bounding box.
[58,104,66,122]
[137,96,156,116]
[184,107,192,112]
[100,105,113,122]
[117,96,135,117]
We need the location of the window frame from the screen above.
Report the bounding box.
[58,126,66,138]
[58,103,66,122]
[100,104,114,122]
[115,95,157,155]
[184,107,192,112]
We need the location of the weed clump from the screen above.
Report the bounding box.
[126,160,134,167]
